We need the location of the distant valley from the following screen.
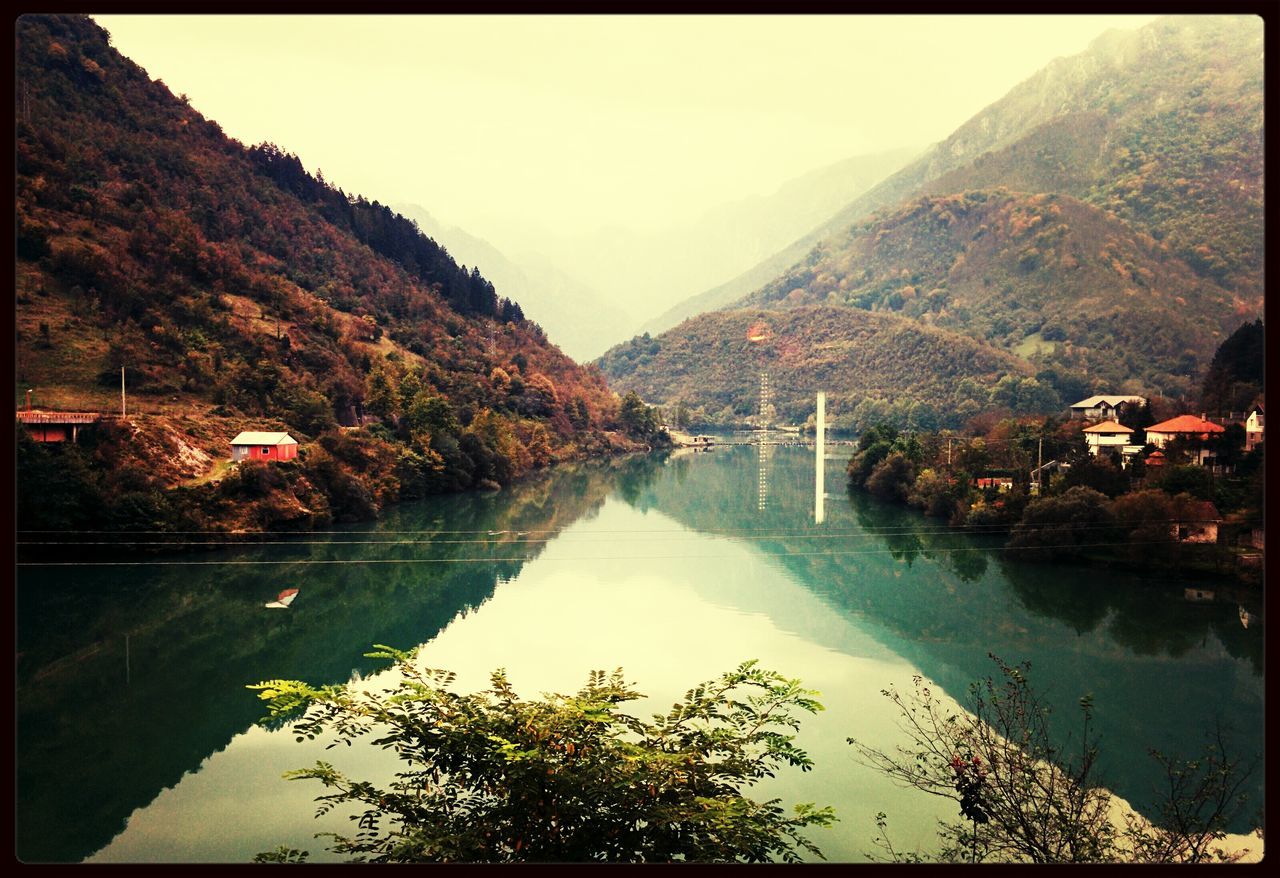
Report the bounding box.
[390,203,631,362]
[446,147,918,352]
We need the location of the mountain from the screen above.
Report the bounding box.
[915,15,1263,300]
[388,204,630,363]
[597,305,1033,429]
[744,189,1247,393]
[15,14,644,531]
[599,15,1263,420]
[660,16,1262,329]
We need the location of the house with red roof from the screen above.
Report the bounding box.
[1145,415,1225,466]
[230,431,298,462]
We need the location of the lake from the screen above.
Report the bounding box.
[15,443,1263,863]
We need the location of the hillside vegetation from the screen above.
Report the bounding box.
[597,306,1033,429]
[15,15,643,530]
[602,15,1263,416]
[746,189,1245,394]
[919,16,1263,301]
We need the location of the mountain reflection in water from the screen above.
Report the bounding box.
[16,446,1261,862]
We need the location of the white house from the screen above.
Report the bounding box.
[1245,402,1264,452]
[1081,420,1136,459]
[1069,395,1146,420]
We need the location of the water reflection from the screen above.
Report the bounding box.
[629,446,1263,830]
[15,446,1262,862]
[16,457,651,863]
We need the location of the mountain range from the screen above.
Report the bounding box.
[16,13,1264,455]
[599,14,1264,425]
[446,146,918,354]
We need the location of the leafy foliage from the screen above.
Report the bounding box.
[249,651,835,863]
[618,391,669,445]
[1007,486,1115,560]
[851,655,1258,863]
[1198,319,1263,416]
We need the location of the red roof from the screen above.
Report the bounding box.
[1147,415,1225,435]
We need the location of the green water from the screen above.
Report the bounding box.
[15,445,1263,863]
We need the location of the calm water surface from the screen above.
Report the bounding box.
[16,445,1263,862]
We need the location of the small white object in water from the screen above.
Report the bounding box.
[265,587,299,609]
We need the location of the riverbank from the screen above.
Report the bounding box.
[16,408,655,540]
[844,421,1264,587]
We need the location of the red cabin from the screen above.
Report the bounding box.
[230,431,298,462]
[16,410,100,443]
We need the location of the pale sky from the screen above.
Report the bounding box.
[94,14,1159,239]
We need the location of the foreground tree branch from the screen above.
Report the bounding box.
[849,654,1258,864]
[249,649,835,863]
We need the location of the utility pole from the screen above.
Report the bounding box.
[121,366,126,417]
[1036,436,1043,495]
[947,436,953,468]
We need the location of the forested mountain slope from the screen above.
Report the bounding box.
[598,306,1034,429]
[601,15,1263,416]
[744,189,1247,394]
[15,14,639,529]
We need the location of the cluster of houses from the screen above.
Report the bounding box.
[1065,393,1266,552]
[1072,394,1264,471]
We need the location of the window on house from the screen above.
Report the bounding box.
[262,447,271,454]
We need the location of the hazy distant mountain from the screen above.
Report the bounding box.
[637,148,919,336]
[391,204,630,362]
[648,15,1261,337]
[599,14,1263,418]
[458,147,917,349]
[744,189,1246,393]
